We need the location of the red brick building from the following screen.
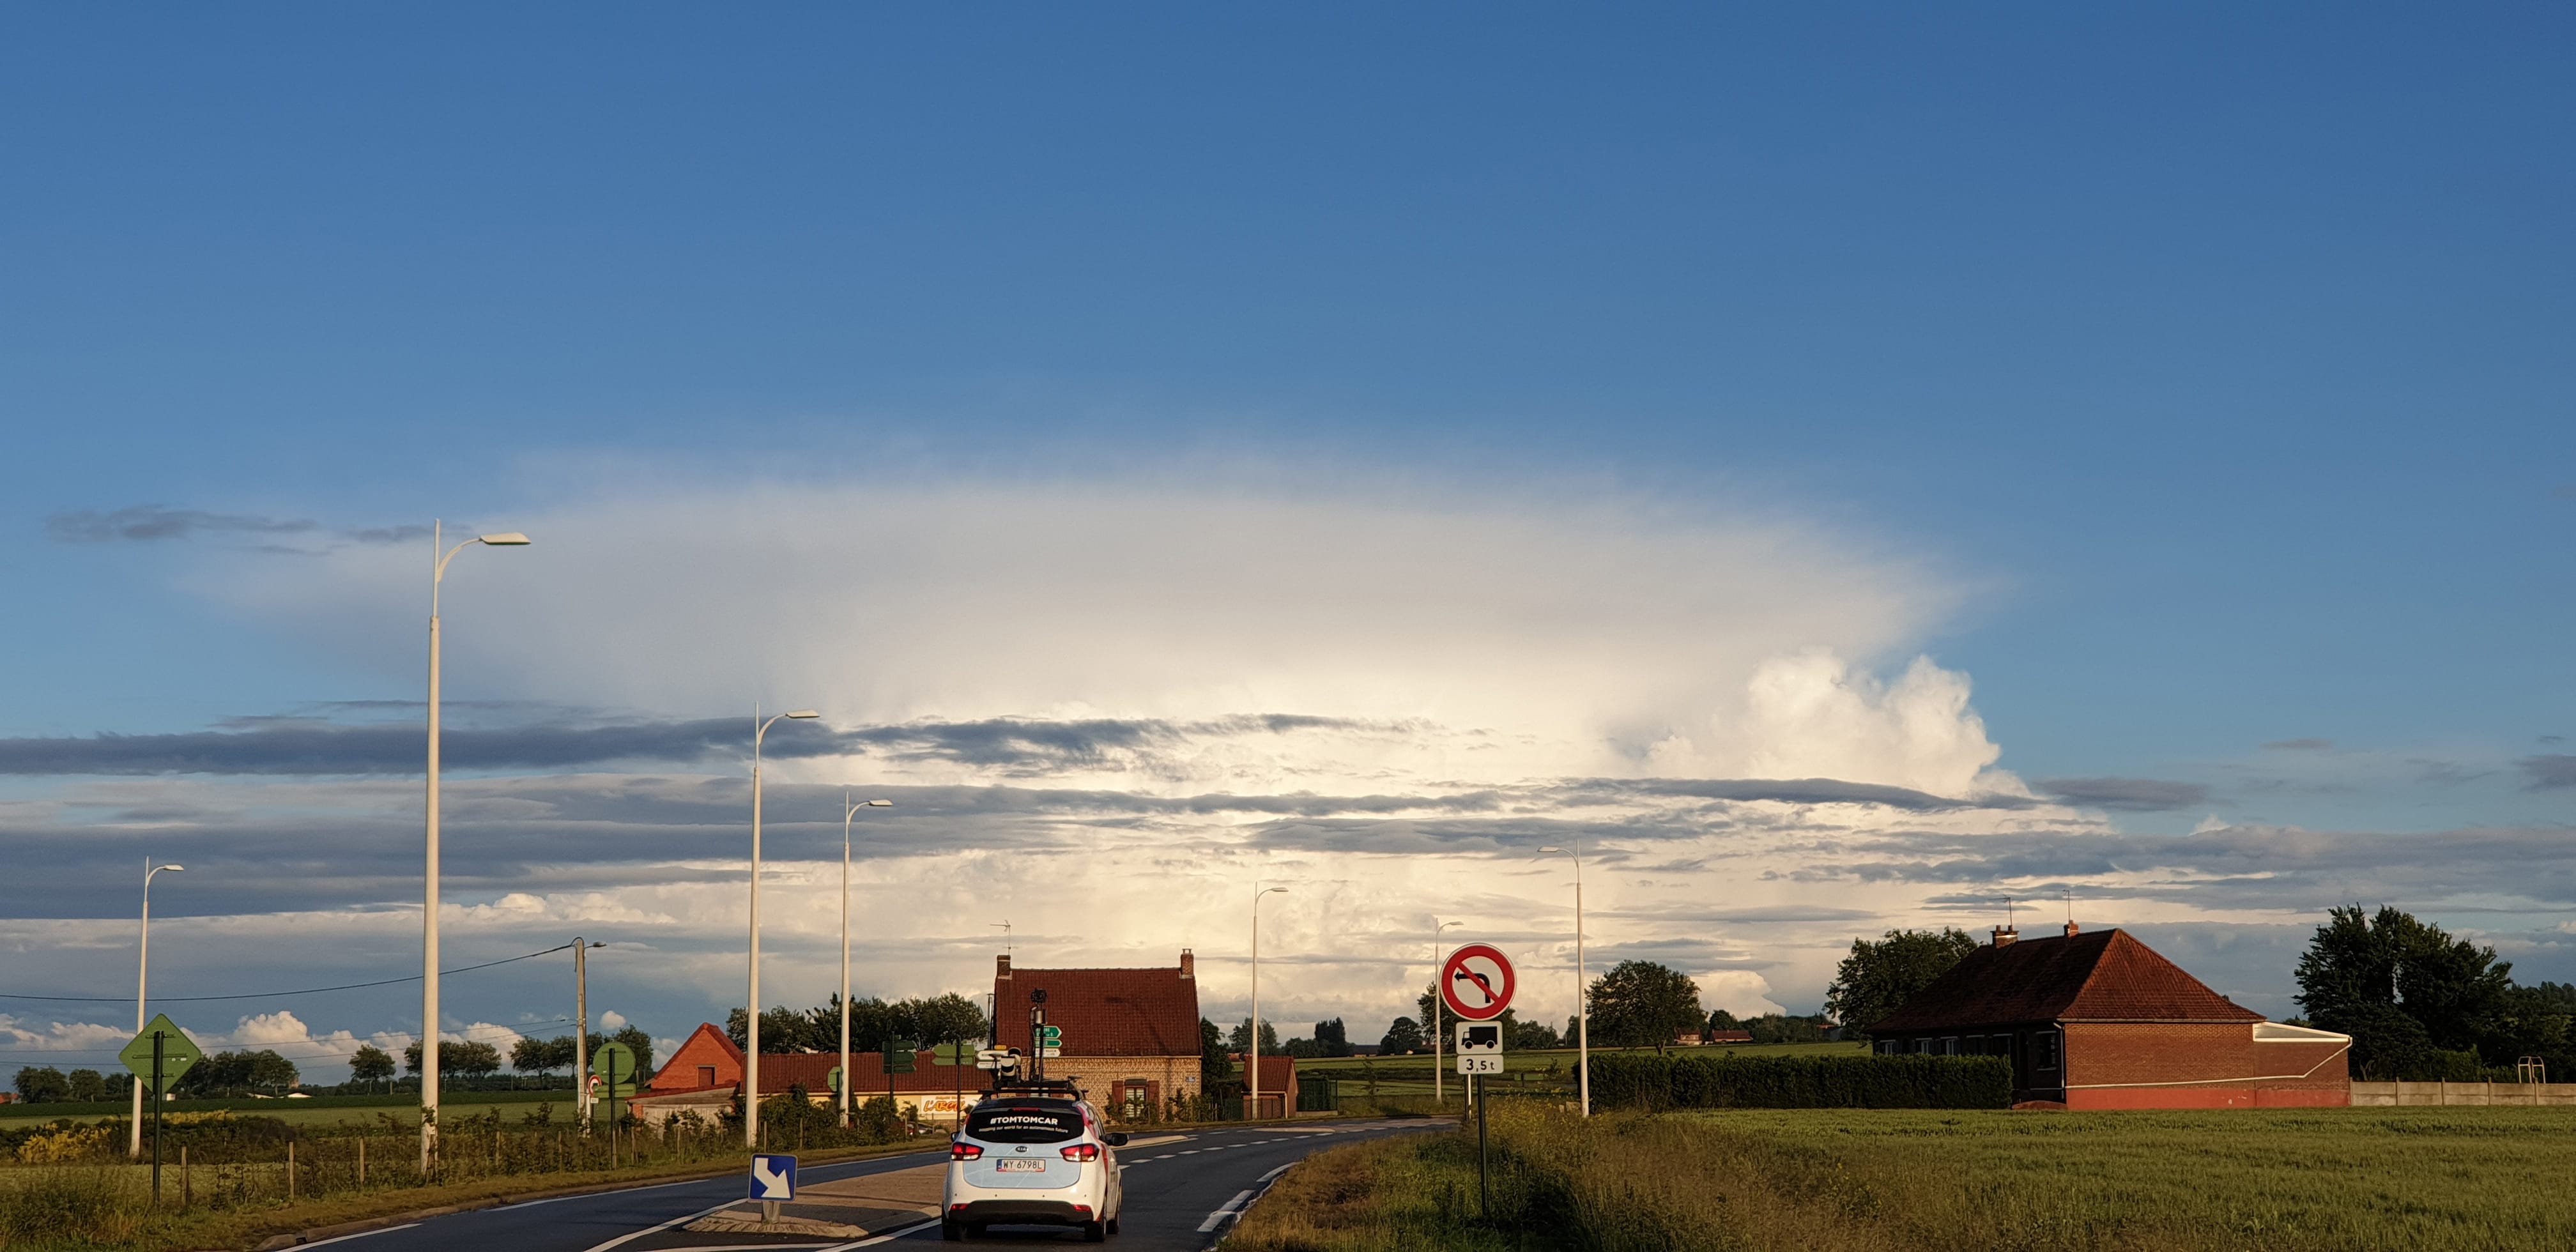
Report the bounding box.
[1867,924,2352,1110]
[995,950,1222,1119]
[635,1022,983,1126]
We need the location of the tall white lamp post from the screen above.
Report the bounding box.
[839,793,892,1127]
[1430,919,1461,1106]
[422,523,530,1173]
[128,860,184,1159]
[1538,841,1589,1117]
[745,705,820,1148]
[1249,884,1288,1118]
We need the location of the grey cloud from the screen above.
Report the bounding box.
[48,506,319,544]
[2518,756,2576,790]
[1563,777,2035,813]
[2262,738,2334,751]
[2037,777,2211,811]
[0,712,1384,778]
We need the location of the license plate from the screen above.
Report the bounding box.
[996,1159,1045,1173]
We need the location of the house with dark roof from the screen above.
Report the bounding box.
[1867,923,2352,1110]
[995,950,1225,1119]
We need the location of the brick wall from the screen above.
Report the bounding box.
[2061,1021,2348,1110]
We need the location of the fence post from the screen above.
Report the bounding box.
[289,1140,296,1203]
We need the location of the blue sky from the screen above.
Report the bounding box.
[1,6,2570,1080]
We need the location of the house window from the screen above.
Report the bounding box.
[2032,1030,2060,1071]
[698,1065,717,1088]
[1874,1039,1900,1056]
[1940,1037,1959,1056]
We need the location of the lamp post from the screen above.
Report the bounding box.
[1249,884,1287,1119]
[128,860,184,1159]
[839,793,892,1127]
[1429,919,1462,1106]
[1538,842,1588,1117]
[573,938,605,1131]
[745,705,820,1149]
[422,522,530,1173]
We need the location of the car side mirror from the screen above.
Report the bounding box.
[1106,1133,1129,1147]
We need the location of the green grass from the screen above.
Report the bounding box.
[0,1092,572,1131]
[1228,1104,2576,1251]
[1292,1043,1864,1103]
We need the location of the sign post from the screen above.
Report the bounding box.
[590,1041,635,1163]
[119,1014,202,1204]
[749,1152,797,1223]
[1436,945,1515,1222]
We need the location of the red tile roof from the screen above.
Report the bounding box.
[1867,929,2262,1033]
[995,958,1201,1058]
[644,1023,974,1097]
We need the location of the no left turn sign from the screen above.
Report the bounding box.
[1439,943,1516,1021]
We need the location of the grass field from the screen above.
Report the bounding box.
[1293,1042,1862,1099]
[1228,1104,2576,1251]
[0,1091,574,1132]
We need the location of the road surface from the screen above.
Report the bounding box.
[286,1120,1436,1252]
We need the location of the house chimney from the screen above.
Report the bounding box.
[1179,949,1195,979]
[997,954,1012,980]
[2063,919,2080,937]
[1992,926,2020,947]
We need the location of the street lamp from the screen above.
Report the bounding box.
[839,793,893,1127]
[128,860,183,1160]
[1430,919,1462,1106]
[573,938,605,1131]
[745,705,819,1149]
[1249,884,1288,1119]
[422,523,530,1173]
[1538,843,1589,1117]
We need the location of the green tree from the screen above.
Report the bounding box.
[898,994,990,1046]
[1227,1018,1280,1052]
[13,1066,68,1103]
[1587,961,1706,1054]
[1314,1018,1352,1057]
[511,1035,559,1076]
[1508,1016,1561,1050]
[1377,1016,1425,1055]
[1823,928,1979,1040]
[1199,1018,1235,1083]
[349,1044,396,1089]
[610,1025,655,1080]
[2296,905,2526,1073]
[64,1069,110,1103]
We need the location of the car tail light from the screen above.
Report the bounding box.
[1073,1205,1093,1217]
[1060,1143,1100,1162]
[951,1143,983,1160]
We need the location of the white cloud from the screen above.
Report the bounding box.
[1697,970,1788,1020]
[599,1010,627,1031]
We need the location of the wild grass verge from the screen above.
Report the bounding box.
[1225,1104,2576,1251]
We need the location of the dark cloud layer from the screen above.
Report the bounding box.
[47,506,440,548]
[2518,755,2576,790]
[0,713,1385,777]
[2037,776,2211,811]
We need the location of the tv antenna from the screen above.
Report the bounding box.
[991,920,1013,959]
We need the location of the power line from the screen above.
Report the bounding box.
[0,943,575,1004]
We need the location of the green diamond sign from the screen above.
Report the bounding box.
[930,1042,972,1067]
[119,1015,203,1094]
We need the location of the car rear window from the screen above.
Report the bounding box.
[966,1104,1084,1143]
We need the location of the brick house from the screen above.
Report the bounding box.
[994,950,1218,1120]
[634,1021,985,1127]
[1866,924,2352,1110]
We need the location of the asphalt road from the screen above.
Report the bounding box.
[291,1120,1438,1252]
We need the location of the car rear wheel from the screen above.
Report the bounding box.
[1107,1216,1121,1235]
[940,1218,963,1242]
[1082,1219,1107,1242]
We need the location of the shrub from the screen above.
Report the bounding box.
[1584,1051,2010,1110]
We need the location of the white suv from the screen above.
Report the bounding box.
[942,1094,1127,1241]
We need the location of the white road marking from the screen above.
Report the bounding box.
[1195,1188,1257,1233]
[820,1219,944,1249]
[1257,1161,1294,1182]
[576,1200,738,1252]
[293,1225,421,1248]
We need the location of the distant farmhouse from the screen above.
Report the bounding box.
[1868,922,2352,1110]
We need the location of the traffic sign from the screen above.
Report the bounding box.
[976,1047,1020,1071]
[826,1065,843,1094]
[1439,944,1517,1021]
[749,1153,797,1200]
[590,1041,638,1094]
[1038,1026,1062,1048]
[1039,1048,1062,1058]
[1455,1021,1504,1074]
[931,1042,974,1067]
[119,1015,203,1093]
[885,1038,918,1074]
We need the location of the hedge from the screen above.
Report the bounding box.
[1581,1052,2011,1110]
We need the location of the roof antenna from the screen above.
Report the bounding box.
[2064,887,2079,937]
[991,920,1013,959]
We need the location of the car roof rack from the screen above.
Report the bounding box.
[981,1077,1084,1101]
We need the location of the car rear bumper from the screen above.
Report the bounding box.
[950,1198,1096,1226]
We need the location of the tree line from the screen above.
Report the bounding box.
[724,993,990,1053]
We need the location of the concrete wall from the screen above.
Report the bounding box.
[2350,1081,2576,1106]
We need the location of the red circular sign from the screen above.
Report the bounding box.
[1438,943,1517,1021]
